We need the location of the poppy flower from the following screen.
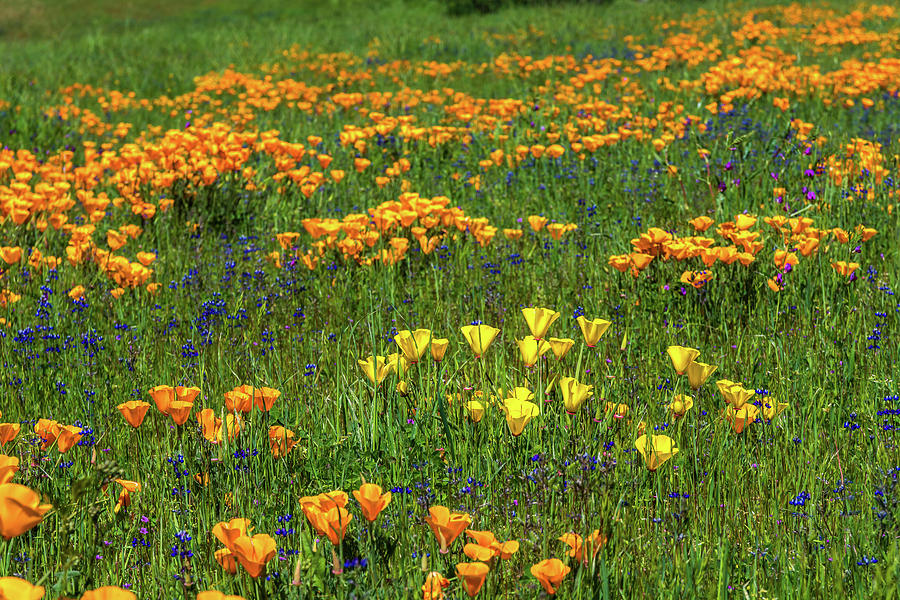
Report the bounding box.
[231,534,277,578]
[0,424,19,446]
[460,324,500,358]
[547,338,574,360]
[225,414,243,441]
[685,361,717,390]
[515,336,551,367]
[358,356,390,386]
[56,425,83,453]
[530,558,570,595]
[496,540,519,559]
[385,353,409,377]
[81,587,137,600]
[503,399,539,436]
[558,377,593,414]
[604,402,629,419]
[198,409,223,443]
[136,252,156,266]
[318,506,353,544]
[522,307,560,340]
[175,386,201,404]
[252,387,281,412]
[666,346,701,375]
[831,261,860,277]
[0,247,21,265]
[113,479,140,513]
[463,543,496,563]
[148,385,175,414]
[717,382,754,409]
[576,316,611,347]
[422,571,450,600]
[0,456,18,485]
[455,562,489,597]
[117,401,151,428]
[761,400,789,421]
[430,338,450,362]
[196,592,245,600]
[394,329,432,363]
[214,548,238,574]
[463,529,493,544]
[300,491,349,535]
[33,420,59,451]
[353,483,391,521]
[465,401,485,423]
[168,400,193,426]
[634,435,679,471]
[502,387,534,403]
[224,385,254,413]
[725,404,759,434]
[559,530,607,562]
[0,576,44,599]
[424,505,471,553]
[668,394,694,419]
[527,215,548,231]
[212,518,253,550]
[268,426,297,458]
[0,483,52,539]
[689,216,715,232]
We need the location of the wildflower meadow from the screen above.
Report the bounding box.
[0,0,898,597]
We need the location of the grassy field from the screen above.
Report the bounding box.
[0,0,898,598]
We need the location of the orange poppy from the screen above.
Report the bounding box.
[33,419,60,451]
[113,479,141,513]
[231,533,277,578]
[0,424,20,446]
[253,387,281,412]
[175,386,201,404]
[455,562,489,597]
[56,425,83,453]
[214,548,238,574]
[212,518,253,551]
[422,571,450,600]
[268,426,297,458]
[530,558,571,595]
[81,586,137,600]
[0,576,44,599]
[148,385,175,414]
[198,409,223,443]
[224,385,254,413]
[168,401,193,425]
[0,456,19,485]
[352,483,392,522]
[424,506,471,553]
[0,483,52,539]
[117,401,151,428]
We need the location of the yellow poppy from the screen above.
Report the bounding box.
[522,307,560,340]
[666,346,700,375]
[558,377,593,414]
[576,316,611,347]
[515,336,551,367]
[685,361,717,390]
[460,324,500,358]
[504,399,539,436]
[634,434,679,470]
[394,329,432,363]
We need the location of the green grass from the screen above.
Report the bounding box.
[0,0,898,598]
